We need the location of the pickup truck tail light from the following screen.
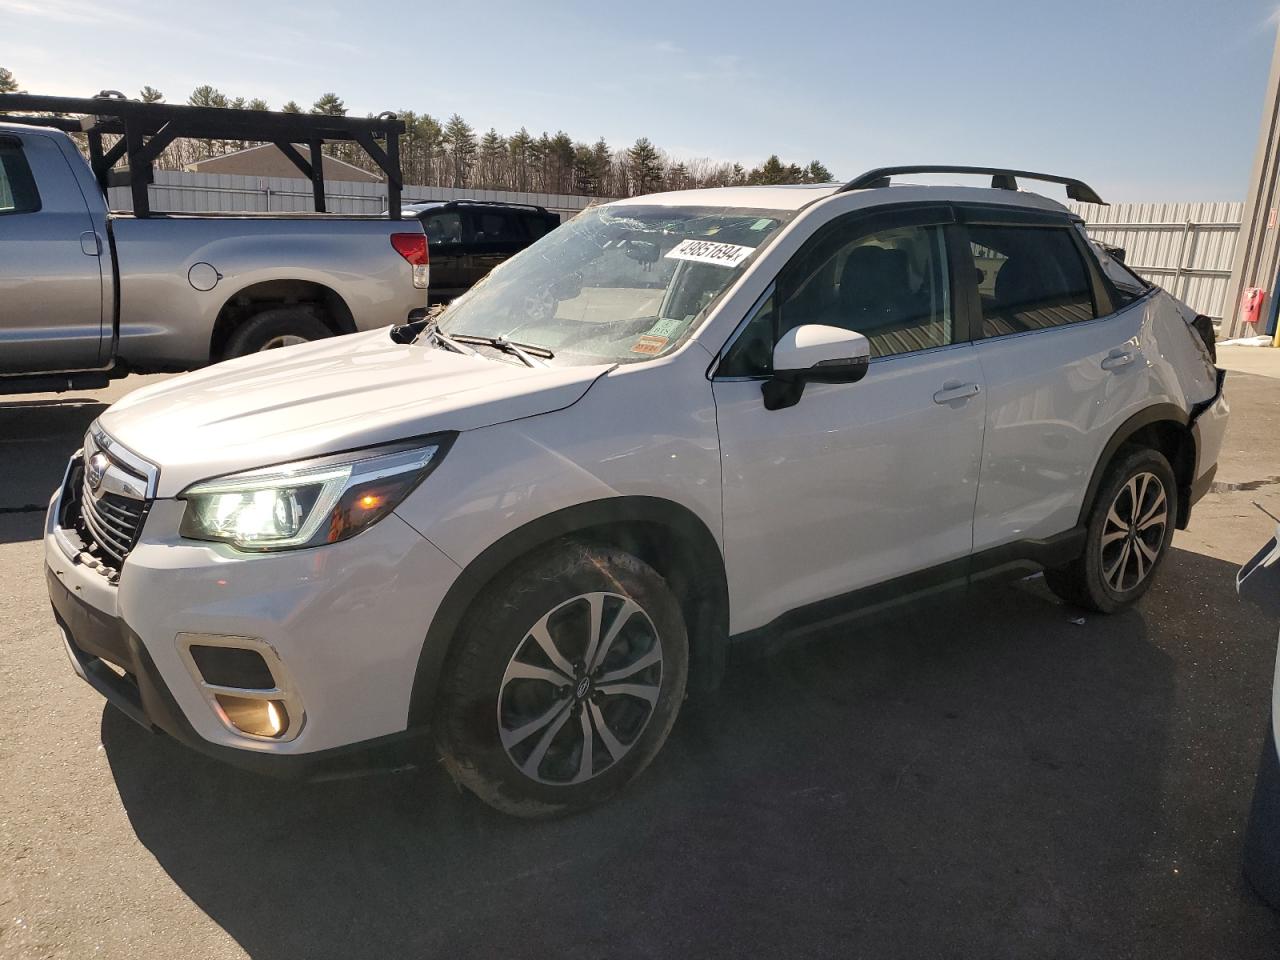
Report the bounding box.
[391,233,430,289]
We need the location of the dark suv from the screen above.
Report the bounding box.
[403,200,561,302]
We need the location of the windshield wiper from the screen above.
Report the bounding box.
[450,334,554,368]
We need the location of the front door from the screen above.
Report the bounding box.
[712,206,986,635]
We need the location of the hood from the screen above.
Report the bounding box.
[100,329,611,496]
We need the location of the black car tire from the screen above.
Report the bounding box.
[435,541,688,818]
[1045,447,1178,613]
[224,307,333,357]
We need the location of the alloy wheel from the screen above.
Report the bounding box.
[497,591,663,785]
[1100,471,1168,593]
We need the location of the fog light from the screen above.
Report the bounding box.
[215,694,289,738]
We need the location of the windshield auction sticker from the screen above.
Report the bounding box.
[665,239,755,268]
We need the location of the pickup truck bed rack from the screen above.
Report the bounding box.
[0,92,406,218]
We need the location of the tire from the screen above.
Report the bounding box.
[1045,446,1179,613]
[435,541,689,818]
[223,306,333,358]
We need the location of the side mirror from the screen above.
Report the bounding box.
[763,324,870,410]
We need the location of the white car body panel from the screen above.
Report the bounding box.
[396,344,724,571]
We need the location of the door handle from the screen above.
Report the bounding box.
[933,381,982,404]
[79,231,102,257]
[1101,350,1135,371]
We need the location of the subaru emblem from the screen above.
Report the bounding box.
[86,452,109,492]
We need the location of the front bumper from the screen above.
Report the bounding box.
[45,488,463,777]
[48,565,429,779]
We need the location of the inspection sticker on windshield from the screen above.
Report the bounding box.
[665,239,755,268]
[631,334,669,355]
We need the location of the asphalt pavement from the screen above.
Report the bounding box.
[3,361,1280,959]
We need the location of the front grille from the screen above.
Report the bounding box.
[78,477,146,566]
[60,428,155,573]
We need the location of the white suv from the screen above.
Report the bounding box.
[45,166,1228,816]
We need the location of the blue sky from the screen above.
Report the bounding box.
[4,0,1279,200]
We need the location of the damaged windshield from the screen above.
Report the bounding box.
[433,204,793,364]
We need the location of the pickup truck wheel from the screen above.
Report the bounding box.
[435,542,688,818]
[1045,447,1178,614]
[224,307,332,358]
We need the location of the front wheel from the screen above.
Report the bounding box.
[1045,446,1178,613]
[435,542,688,817]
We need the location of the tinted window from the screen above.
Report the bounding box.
[524,213,555,239]
[965,225,1097,337]
[475,210,516,241]
[422,211,462,244]
[719,216,952,375]
[0,140,40,215]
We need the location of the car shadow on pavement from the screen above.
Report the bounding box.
[0,398,105,544]
[102,547,1280,960]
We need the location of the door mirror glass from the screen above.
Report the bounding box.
[764,324,870,410]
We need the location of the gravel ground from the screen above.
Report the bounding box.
[3,363,1280,959]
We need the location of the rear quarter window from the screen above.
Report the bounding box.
[0,139,41,215]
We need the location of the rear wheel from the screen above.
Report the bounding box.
[435,542,688,817]
[1045,447,1178,613]
[224,306,332,358]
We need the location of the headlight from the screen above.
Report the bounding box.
[178,438,450,551]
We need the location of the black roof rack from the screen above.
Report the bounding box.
[0,92,406,218]
[838,165,1106,206]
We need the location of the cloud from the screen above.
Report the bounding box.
[653,40,685,55]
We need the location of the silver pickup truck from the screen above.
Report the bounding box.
[0,95,426,393]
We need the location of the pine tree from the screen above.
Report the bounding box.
[281,100,303,113]
[479,128,506,188]
[311,93,346,116]
[188,85,228,108]
[138,85,164,103]
[508,127,534,191]
[247,98,269,111]
[803,160,833,184]
[627,137,663,195]
[0,67,18,93]
[442,113,476,188]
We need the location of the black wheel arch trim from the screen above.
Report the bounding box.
[406,496,730,728]
[1077,403,1195,531]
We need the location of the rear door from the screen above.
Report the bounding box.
[465,207,526,284]
[0,131,104,373]
[420,208,467,299]
[955,205,1149,552]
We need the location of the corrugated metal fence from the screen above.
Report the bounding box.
[109,175,1244,325]
[1069,201,1242,324]
[107,169,600,220]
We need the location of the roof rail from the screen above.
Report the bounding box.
[838,165,1106,206]
[405,198,549,212]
